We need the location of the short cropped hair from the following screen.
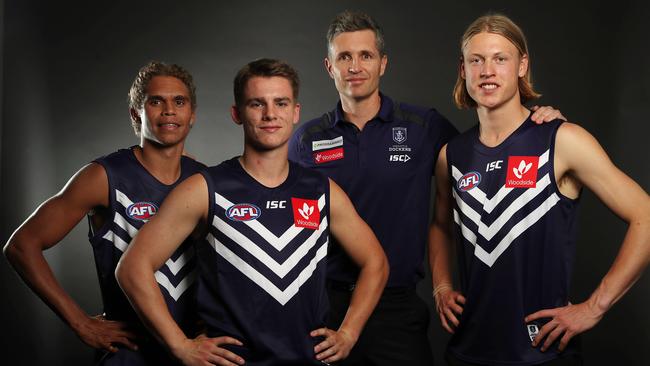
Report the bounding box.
[128,61,197,136]
[233,58,300,108]
[453,13,541,109]
[326,10,386,56]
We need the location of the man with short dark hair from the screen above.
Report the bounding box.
[116,59,389,366]
[289,10,564,365]
[3,61,205,365]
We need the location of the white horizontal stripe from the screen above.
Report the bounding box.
[214,193,326,251]
[312,136,343,151]
[209,234,327,306]
[102,230,129,252]
[210,216,328,278]
[155,270,197,301]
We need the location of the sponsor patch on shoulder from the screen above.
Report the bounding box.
[313,148,344,164]
[226,203,261,221]
[126,202,158,221]
[312,136,343,151]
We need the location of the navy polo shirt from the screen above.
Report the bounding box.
[289,94,458,287]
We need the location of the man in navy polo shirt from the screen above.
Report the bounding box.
[288,10,564,366]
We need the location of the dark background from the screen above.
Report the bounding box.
[2,0,648,364]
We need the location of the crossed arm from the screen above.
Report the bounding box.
[3,163,138,352]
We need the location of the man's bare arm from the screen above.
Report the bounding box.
[527,123,650,352]
[429,145,466,334]
[311,179,389,364]
[3,163,138,352]
[116,174,244,366]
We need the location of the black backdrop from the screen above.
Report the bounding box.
[1,1,648,364]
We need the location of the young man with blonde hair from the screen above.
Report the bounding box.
[431,13,650,365]
[290,10,565,365]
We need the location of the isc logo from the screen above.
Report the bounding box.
[266,200,286,209]
[389,154,411,162]
[458,172,481,191]
[126,202,158,221]
[226,203,261,221]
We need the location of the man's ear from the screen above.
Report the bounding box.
[518,54,529,78]
[324,56,335,79]
[129,108,141,123]
[231,105,243,125]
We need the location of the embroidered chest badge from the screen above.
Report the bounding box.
[392,127,407,144]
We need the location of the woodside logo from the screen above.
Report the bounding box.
[291,197,319,229]
[506,156,539,188]
[313,148,344,164]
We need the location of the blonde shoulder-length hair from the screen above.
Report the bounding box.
[453,13,541,109]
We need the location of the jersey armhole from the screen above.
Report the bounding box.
[549,122,581,203]
[87,160,113,242]
[199,170,216,232]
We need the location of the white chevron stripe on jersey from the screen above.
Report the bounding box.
[208,233,328,306]
[102,230,129,252]
[452,149,550,213]
[165,246,195,276]
[210,216,328,279]
[155,269,197,301]
[454,193,560,267]
[453,174,552,241]
[116,189,134,208]
[214,193,326,251]
[114,212,138,238]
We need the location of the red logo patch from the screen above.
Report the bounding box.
[313,148,344,164]
[291,197,320,230]
[505,156,539,188]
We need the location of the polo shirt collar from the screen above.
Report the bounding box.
[332,93,396,126]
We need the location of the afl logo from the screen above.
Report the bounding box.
[126,202,158,221]
[226,203,261,222]
[458,172,482,192]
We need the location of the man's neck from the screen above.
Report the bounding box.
[135,140,184,185]
[340,91,382,130]
[239,145,290,188]
[477,99,531,147]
